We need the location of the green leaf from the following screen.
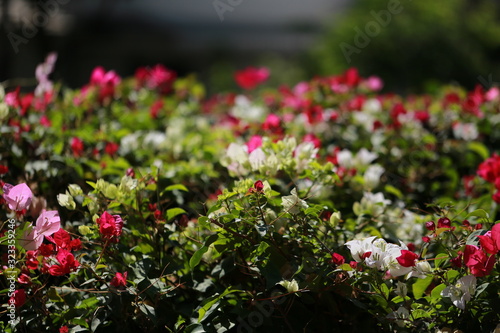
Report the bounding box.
[464,209,489,220]
[190,234,218,269]
[164,184,189,192]
[412,275,433,299]
[445,269,459,282]
[197,287,239,323]
[48,288,64,303]
[468,142,489,160]
[430,283,446,301]
[434,253,449,269]
[384,184,403,199]
[76,297,99,309]
[166,208,187,221]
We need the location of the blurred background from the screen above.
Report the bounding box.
[1,0,500,94]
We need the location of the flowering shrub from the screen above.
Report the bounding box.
[1,60,499,332]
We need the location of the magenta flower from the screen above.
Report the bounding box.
[110,272,128,288]
[3,183,33,211]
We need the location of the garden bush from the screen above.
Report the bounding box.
[1,56,500,332]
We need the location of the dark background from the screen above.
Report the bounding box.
[1,0,500,93]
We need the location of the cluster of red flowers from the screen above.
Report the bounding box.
[70,137,120,158]
[477,153,500,203]
[451,224,500,277]
[19,228,81,285]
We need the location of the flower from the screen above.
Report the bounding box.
[396,250,419,267]
[59,326,69,333]
[70,137,84,157]
[48,249,80,276]
[110,272,128,288]
[3,183,33,211]
[441,275,476,310]
[331,252,345,265]
[96,212,124,242]
[277,279,299,294]
[281,188,308,214]
[477,223,500,255]
[19,210,61,251]
[463,245,495,277]
[235,67,270,90]
[9,289,26,308]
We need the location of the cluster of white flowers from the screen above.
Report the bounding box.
[345,236,431,278]
[221,137,318,177]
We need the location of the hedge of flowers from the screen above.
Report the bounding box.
[1,54,500,333]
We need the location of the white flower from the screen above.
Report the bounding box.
[281,188,308,214]
[231,95,265,122]
[452,123,478,141]
[363,164,385,190]
[441,275,476,310]
[248,148,266,171]
[337,150,354,168]
[294,142,318,173]
[354,148,378,167]
[57,192,76,210]
[278,279,299,293]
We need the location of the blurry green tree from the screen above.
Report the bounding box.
[311,0,500,93]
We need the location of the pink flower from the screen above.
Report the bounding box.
[3,183,33,211]
[96,212,124,242]
[364,75,383,91]
[110,271,128,288]
[246,135,262,153]
[19,210,60,251]
[235,67,270,90]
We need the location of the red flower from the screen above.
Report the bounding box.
[96,212,124,242]
[38,243,55,257]
[18,272,31,284]
[48,249,80,276]
[235,67,270,90]
[396,250,419,267]
[46,228,81,252]
[0,165,8,175]
[331,253,345,266]
[463,245,495,277]
[9,289,26,308]
[59,326,69,333]
[303,134,321,149]
[477,154,500,183]
[437,217,451,229]
[105,142,119,156]
[477,223,500,255]
[71,137,84,157]
[110,271,128,288]
[26,250,39,270]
